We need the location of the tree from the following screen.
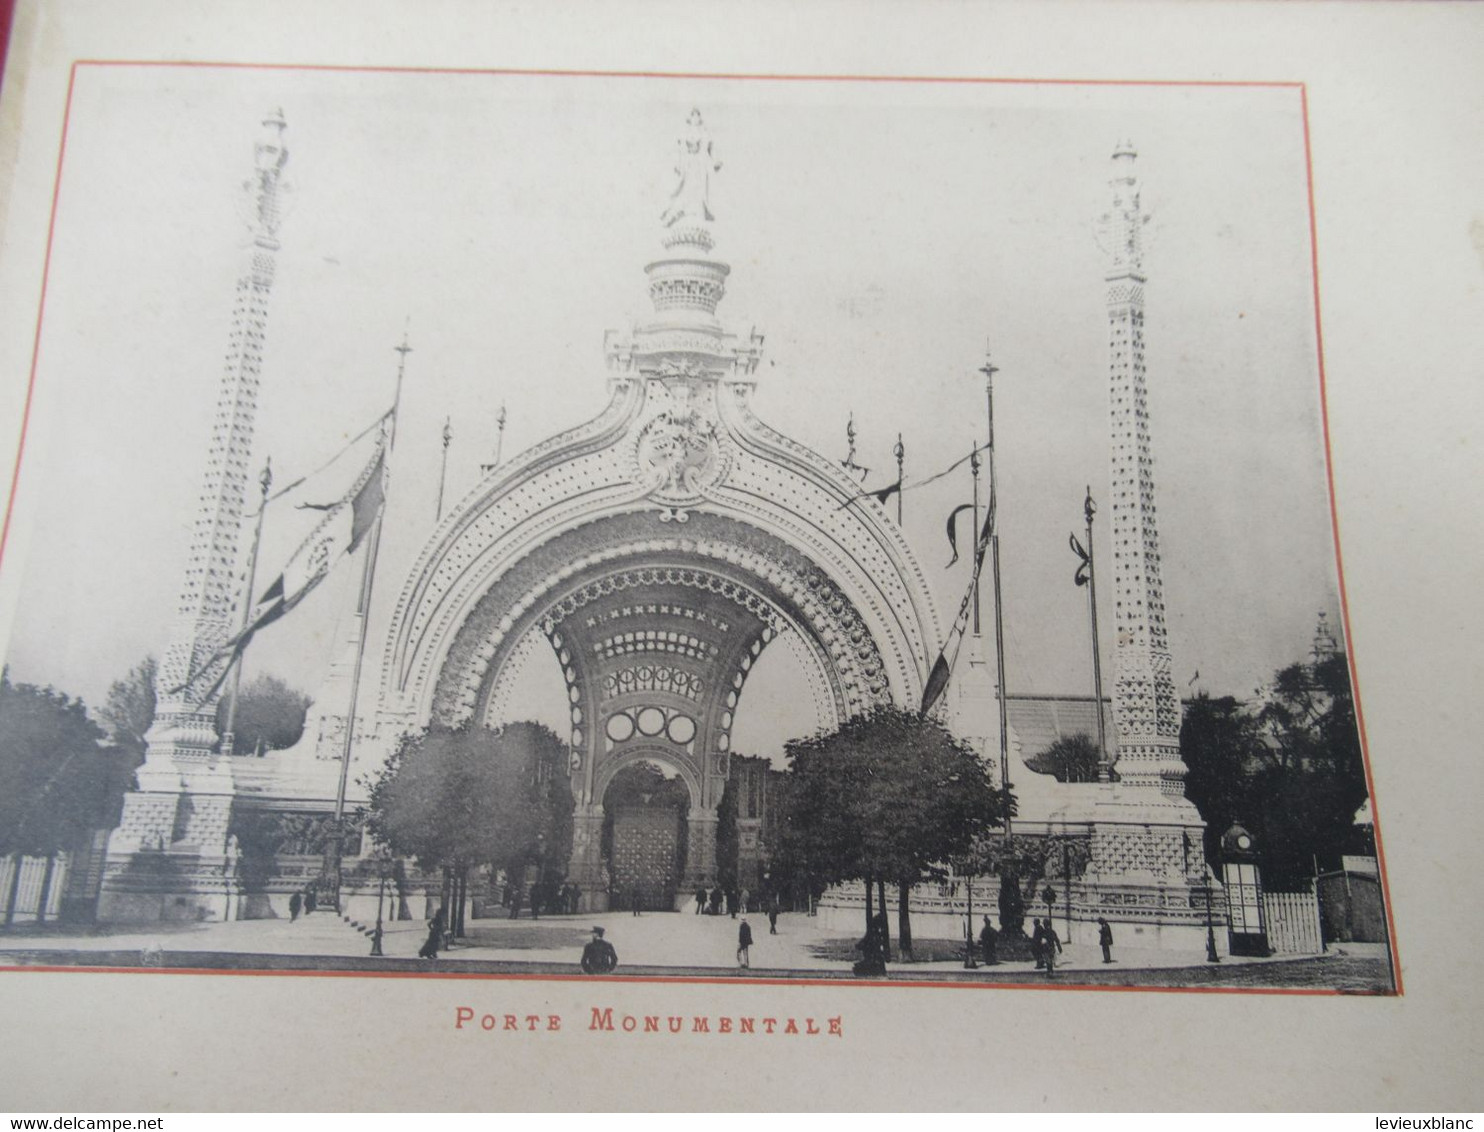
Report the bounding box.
[216,674,312,755]
[769,706,1011,959]
[0,671,132,923]
[364,721,573,930]
[1180,652,1370,889]
[1180,692,1266,867]
[98,656,157,758]
[714,774,739,897]
[1025,732,1101,783]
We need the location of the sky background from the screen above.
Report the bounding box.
[0,66,1338,759]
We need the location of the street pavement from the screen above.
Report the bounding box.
[0,909,1395,990]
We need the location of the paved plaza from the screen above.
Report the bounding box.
[0,909,1394,991]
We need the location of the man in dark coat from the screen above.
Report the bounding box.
[1098,917,1115,963]
[1044,920,1063,978]
[695,886,707,915]
[1031,918,1048,969]
[737,917,754,969]
[580,926,618,974]
[303,888,317,915]
[288,892,302,922]
[979,915,999,965]
[419,907,446,960]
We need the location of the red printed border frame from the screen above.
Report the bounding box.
[0,61,1403,997]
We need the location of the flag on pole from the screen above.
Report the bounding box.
[1070,532,1092,587]
[921,501,995,714]
[170,430,389,699]
[944,503,974,568]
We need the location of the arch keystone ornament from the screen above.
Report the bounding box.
[377,109,941,910]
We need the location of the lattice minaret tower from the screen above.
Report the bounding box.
[147,110,289,761]
[1103,141,1187,797]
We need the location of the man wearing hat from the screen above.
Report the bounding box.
[580,926,618,974]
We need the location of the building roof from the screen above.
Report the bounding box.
[1004,693,1117,762]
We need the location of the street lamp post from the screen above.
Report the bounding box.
[963,868,978,970]
[1204,865,1221,963]
[370,849,391,957]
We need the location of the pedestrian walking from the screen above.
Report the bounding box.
[1032,918,1048,969]
[509,884,524,919]
[740,887,750,914]
[1045,920,1063,978]
[1098,916,1115,964]
[304,888,317,915]
[419,907,447,960]
[288,892,302,922]
[580,926,618,974]
[768,905,779,935]
[694,886,706,914]
[979,915,999,965]
[737,916,754,969]
[709,886,723,915]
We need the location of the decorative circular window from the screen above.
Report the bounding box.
[605,713,635,743]
[636,706,666,736]
[666,714,697,744]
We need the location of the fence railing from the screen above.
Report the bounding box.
[0,854,71,923]
[1263,885,1323,955]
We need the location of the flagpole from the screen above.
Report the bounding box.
[435,416,452,521]
[970,446,982,637]
[328,333,408,909]
[1083,487,1111,783]
[221,458,273,755]
[893,433,905,525]
[980,351,1011,837]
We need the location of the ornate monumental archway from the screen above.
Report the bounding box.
[377,111,941,907]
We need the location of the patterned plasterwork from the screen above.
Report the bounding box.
[379,372,941,735]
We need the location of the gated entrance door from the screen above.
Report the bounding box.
[603,763,688,911]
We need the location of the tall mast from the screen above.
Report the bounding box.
[327,333,407,904]
[1080,487,1110,781]
[435,416,452,521]
[980,351,1011,833]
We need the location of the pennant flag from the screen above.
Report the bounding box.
[1070,532,1091,587]
[170,433,388,700]
[838,443,988,509]
[920,654,952,716]
[944,503,974,567]
[921,490,997,714]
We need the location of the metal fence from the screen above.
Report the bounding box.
[0,854,71,922]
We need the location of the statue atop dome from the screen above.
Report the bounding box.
[661,108,722,229]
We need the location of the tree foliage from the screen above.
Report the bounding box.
[0,671,133,859]
[768,706,1011,939]
[217,673,312,755]
[98,656,157,757]
[714,773,739,894]
[364,721,573,877]
[1181,652,1370,887]
[1025,732,1102,784]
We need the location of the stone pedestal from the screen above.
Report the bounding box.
[569,803,609,912]
[683,807,719,895]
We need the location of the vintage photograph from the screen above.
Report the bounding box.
[0,64,1396,992]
